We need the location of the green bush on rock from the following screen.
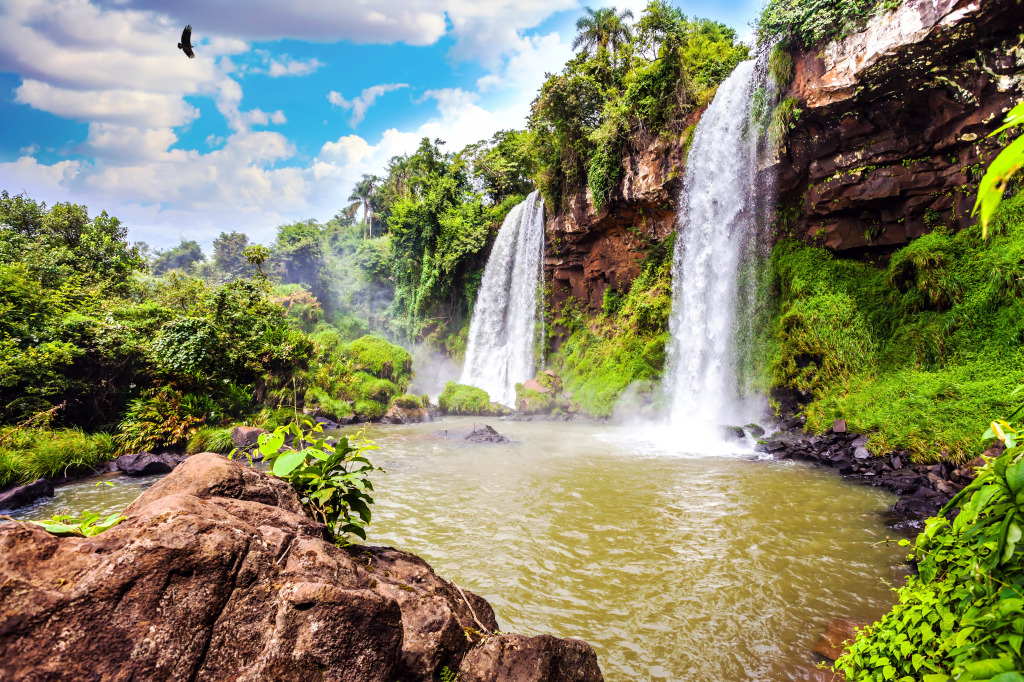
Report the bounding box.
[438,382,495,415]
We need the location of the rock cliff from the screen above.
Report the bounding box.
[0,453,604,682]
[545,132,690,315]
[543,0,1024,311]
[776,0,1024,252]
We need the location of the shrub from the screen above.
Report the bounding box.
[0,429,118,486]
[835,420,1024,680]
[117,387,206,453]
[304,387,354,422]
[346,335,413,385]
[186,426,235,454]
[438,382,493,415]
[249,421,382,540]
[392,394,422,409]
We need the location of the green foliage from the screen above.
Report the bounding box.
[974,103,1024,237]
[768,97,801,149]
[392,394,422,409]
[0,429,118,486]
[762,195,1024,461]
[186,426,235,454]
[117,387,207,453]
[151,239,205,275]
[32,511,126,537]
[768,42,794,90]
[346,335,412,384]
[530,4,748,208]
[438,381,495,415]
[552,235,674,417]
[835,420,1024,681]
[757,0,904,49]
[514,384,556,414]
[252,421,382,540]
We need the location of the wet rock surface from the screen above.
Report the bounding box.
[381,403,432,425]
[114,450,187,476]
[813,618,866,662]
[0,453,603,681]
[0,478,54,512]
[760,416,992,528]
[435,424,512,444]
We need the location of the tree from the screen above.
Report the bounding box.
[572,6,635,65]
[151,239,205,275]
[347,174,379,239]
[213,231,253,280]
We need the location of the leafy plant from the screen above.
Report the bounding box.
[253,421,382,540]
[835,418,1024,681]
[974,102,1024,237]
[33,511,126,537]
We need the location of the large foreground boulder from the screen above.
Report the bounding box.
[0,453,601,681]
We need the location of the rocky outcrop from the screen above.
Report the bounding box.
[114,450,187,476]
[0,453,602,681]
[381,403,432,425]
[776,0,1024,253]
[434,424,512,444]
[758,417,995,527]
[545,132,690,315]
[0,478,53,512]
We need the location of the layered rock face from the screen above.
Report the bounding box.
[0,453,603,682]
[777,0,1024,253]
[545,133,688,315]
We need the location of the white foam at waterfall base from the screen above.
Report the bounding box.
[664,59,766,448]
[460,191,545,406]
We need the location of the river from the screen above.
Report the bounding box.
[10,416,907,681]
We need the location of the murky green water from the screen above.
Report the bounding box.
[11,417,907,681]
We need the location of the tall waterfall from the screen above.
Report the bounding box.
[460,191,545,406]
[665,59,770,435]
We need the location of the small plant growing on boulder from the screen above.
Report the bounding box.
[33,511,126,537]
[252,420,382,541]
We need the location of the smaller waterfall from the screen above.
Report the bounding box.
[460,191,545,406]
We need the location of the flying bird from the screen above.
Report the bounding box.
[178,25,195,59]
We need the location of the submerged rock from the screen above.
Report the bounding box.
[813,618,865,662]
[0,453,602,681]
[0,478,54,512]
[434,424,512,444]
[114,451,186,476]
[744,423,766,438]
[721,426,746,442]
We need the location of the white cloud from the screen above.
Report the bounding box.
[16,80,200,127]
[267,56,324,77]
[328,83,409,127]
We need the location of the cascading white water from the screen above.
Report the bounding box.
[665,59,766,437]
[460,191,545,406]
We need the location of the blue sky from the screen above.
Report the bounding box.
[0,0,762,248]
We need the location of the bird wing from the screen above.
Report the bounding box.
[181,25,192,44]
[184,45,195,58]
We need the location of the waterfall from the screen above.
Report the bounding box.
[460,191,545,406]
[665,59,771,437]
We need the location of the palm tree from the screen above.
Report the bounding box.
[347,174,378,239]
[572,6,634,65]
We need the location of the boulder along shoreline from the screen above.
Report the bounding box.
[0,452,604,682]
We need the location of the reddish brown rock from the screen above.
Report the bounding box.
[459,633,604,682]
[775,0,1023,253]
[0,453,600,682]
[813,618,865,661]
[522,379,550,394]
[232,424,268,448]
[546,134,687,320]
[381,403,432,425]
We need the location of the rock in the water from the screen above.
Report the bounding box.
[813,618,865,662]
[435,424,511,444]
[744,423,766,438]
[721,426,746,441]
[381,403,431,425]
[0,453,596,681]
[114,451,186,476]
[231,425,267,448]
[459,633,604,682]
[522,379,550,394]
[0,478,54,512]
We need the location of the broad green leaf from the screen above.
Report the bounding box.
[973,134,1024,237]
[1003,521,1022,563]
[272,449,306,477]
[964,658,1015,676]
[258,430,285,456]
[1006,459,1024,494]
[989,102,1024,138]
